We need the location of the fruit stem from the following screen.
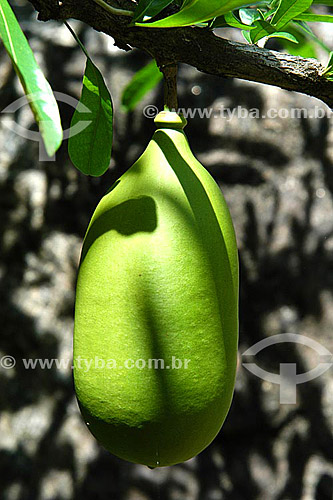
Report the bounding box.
[160,63,178,112]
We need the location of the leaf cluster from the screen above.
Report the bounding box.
[0,0,332,176]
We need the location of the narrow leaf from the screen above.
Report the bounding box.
[67,24,113,177]
[135,0,256,27]
[293,20,332,53]
[294,13,333,23]
[242,29,252,42]
[131,0,174,23]
[271,0,313,30]
[122,60,162,112]
[265,31,299,42]
[323,51,333,78]
[0,0,62,156]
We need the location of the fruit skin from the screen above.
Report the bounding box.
[73,111,239,467]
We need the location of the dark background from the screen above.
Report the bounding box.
[0,1,332,499]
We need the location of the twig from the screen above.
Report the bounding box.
[160,64,178,111]
[91,0,133,17]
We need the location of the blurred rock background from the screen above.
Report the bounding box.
[0,1,332,499]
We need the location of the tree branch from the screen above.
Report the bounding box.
[28,0,333,108]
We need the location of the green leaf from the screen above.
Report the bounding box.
[131,0,174,23]
[213,11,255,29]
[278,25,317,57]
[0,0,62,156]
[293,20,332,53]
[250,18,299,43]
[135,0,256,27]
[227,10,258,28]
[250,19,276,42]
[312,0,333,5]
[294,13,333,23]
[242,29,252,42]
[265,31,299,42]
[323,51,333,79]
[211,15,229,28]
[271,0,313,29]
[281,38,316,57]
[325,52,333,70]
[121,60,162,112]
[66,24,113,177]
[263,7,278,20]
[239,7,262,25]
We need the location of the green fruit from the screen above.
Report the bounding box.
[73,111,239,467]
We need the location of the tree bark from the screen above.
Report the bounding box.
[29,0,333,108]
